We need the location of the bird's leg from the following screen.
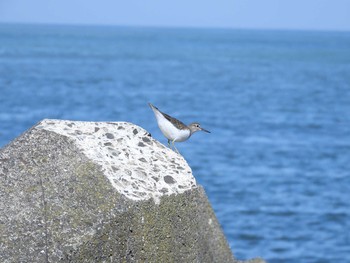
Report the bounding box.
[167,139,171,149]
[172,140,180,154]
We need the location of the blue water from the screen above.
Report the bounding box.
[1,23,350,262]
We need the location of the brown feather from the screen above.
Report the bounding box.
[161,112,189,130]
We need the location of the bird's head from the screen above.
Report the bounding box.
[188,123,210,134]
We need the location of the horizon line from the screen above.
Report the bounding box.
[1,21,350,34]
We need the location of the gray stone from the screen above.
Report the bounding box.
[0,119,265,263]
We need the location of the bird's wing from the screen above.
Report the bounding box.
[161,112,188,130]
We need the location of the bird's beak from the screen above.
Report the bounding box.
[200,127,211,133]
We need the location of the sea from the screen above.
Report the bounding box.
[0,23,349,263]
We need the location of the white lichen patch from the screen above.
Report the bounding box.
[36,119,197,204]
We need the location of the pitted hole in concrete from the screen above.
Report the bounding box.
[152,176,159,182]
[106,122,118,126]
[75,130,83,135]
[106,133,114,139]
[153,168,160,173]
[137,178,146,184]
[160,188,168,193]
[95,127,100,132]
[142,137,151,143]
[138,142,146,147]
[133,129,138,135]
[135,191,147,197]
[67,123,74,127]
[138,158,147,163]
[104,142,112,146]
[131,182,139,190]
[121,178,132,187]
[164,175,176,184]
[118,126,125,130]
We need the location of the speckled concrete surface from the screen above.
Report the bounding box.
[38,119,196,204]
[0,120,264,263]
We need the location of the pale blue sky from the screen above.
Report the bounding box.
[1,0,350,31]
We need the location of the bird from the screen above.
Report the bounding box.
[148,103,210,154]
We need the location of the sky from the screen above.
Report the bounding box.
[0,0,350,31]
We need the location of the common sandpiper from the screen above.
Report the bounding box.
[149,103,210,153]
